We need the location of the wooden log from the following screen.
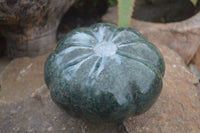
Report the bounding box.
[0,0,76,58]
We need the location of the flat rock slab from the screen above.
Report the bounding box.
[0,45,199,133]
[0,51,122,133]
[124,45,200,133]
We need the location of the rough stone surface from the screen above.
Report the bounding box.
[0,44,199,132]
[45,23,165,124]
[123,45,200,133]
[102,7,200,64]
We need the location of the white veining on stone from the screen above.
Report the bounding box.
[93,41,117,57]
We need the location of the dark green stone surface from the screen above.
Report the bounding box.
[44,23,165,124]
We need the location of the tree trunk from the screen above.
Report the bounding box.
[0,0,77,58]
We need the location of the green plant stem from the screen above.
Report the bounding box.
[190,0,198,5]
[118,0,135,27]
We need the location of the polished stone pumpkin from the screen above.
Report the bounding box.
[44,23,165,124]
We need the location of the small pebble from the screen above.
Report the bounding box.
[47,127,53,132]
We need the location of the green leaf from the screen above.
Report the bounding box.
[190,0,198,5]
[108,0,117,6]
[118,0,135,27]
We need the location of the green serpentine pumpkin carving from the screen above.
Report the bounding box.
[44,23,165,124]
